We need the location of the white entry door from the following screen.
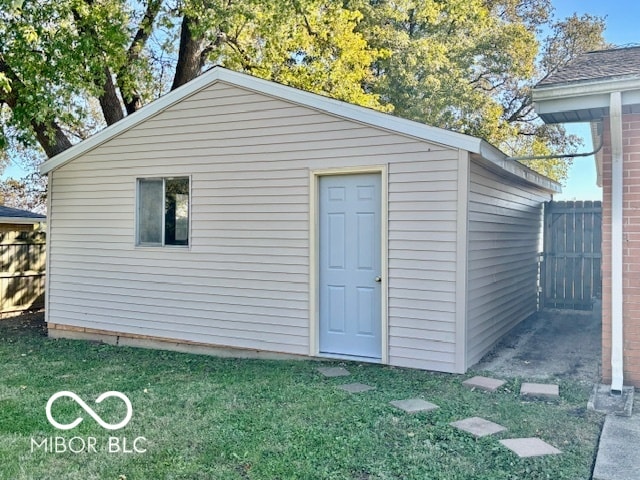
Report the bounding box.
[318,173,382,359]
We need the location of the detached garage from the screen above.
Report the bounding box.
[41,67,559,373]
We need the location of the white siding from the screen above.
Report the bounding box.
[48,81,460,368]
[387,160,459,372]
[466,161,550,367]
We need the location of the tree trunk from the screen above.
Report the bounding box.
[33,122,74,158]
[172,16,207,90]
[99,66,125,125]
[1,59,73,158]
[117,0,162,115]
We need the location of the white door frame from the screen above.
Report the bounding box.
[309,165,388,363]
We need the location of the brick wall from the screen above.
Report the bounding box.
[601,113,640,386]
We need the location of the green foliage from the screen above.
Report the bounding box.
[0,0,608,188]
[346,0,606,181]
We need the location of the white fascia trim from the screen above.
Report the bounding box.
[40,68,229,174]
[475,142,562,193]
[533,76,640,102]
[229,70,558,192]
[41,67,487,174]
[220,69,484,152]
[40,66,559,193]
[0,217,46,224]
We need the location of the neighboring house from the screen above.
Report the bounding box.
[40,67,559,373]
[0,205,45,232]
[533,45,640,389]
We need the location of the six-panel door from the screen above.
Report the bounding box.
[318,173,382,359]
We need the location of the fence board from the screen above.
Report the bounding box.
[542,200,602,310]
[0,230,46,314]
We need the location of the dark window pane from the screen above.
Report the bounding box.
[165,177,189,245]
[138,179,163,244]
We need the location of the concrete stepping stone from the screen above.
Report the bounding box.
[499,437,562,458]
[462,376,506,392]
[520,382,560,400]
[390,398,439,413]
[337,383,375,394]
[318,366,350,377]
[450,417,507,438]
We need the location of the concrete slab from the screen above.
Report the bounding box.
[499,438,562,458]
[462,376,506,392]
[520,382,559,400]
[588,384,634,416]
[390,399,439,413]
[317,366,350,377]
[337,383,375,394]
[450,417,507,438]
[593,414,640,480]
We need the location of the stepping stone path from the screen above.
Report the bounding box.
[450,417,507,438]
[462,375,506,392]
[390,398,439,413]
[499,438,562,458]
[338,383,375,394]
[317,366,350,377]
[520,382,560,400]
[316,369,562,460]
[458,376,561,458]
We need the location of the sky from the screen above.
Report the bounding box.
[3,1,638,197]
[551,0,640,200]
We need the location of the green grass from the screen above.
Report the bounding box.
[0,315,604,480]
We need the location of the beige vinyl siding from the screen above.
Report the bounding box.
[48,81,460,366]
[387,158,459,372]
[465,161,550,367]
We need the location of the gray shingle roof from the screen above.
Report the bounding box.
[538,46,640,87]
[0,205,45,220]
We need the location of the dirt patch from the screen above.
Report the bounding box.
[0,310,46,336]
[474,306,602,384]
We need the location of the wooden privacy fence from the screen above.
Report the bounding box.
[541,200,602,310]
[0,230,46,315]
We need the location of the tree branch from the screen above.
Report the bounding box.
[116,0,162,114]
[0,58,72,157]
[70,1,124,125]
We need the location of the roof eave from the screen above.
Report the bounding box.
[474,141,562,194]
[39,66,559,194]
[534,75,640,101]
[0,216,46,224]
[40,68,229,175]
[40,67,486,175]
[533,76,640,125]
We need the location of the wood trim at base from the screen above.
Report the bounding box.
[47,323,312,362]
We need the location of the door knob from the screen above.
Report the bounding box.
[375,276,382,283]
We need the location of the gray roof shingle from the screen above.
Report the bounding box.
[538,45,640,87]
[0,205,45,220]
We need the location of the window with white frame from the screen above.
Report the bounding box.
[137,177,190,246]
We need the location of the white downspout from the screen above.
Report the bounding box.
[610,91,624,393]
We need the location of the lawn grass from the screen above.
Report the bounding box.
[0,314,604,480]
